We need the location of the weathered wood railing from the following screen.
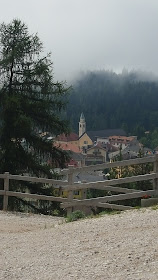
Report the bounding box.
[0,173,69,211]
[60,155,158,212]
[0,155,158,213]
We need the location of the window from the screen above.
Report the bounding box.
[73,191,80,195]
[84,141,88,144]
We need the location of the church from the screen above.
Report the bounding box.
[56,112,126,150]
[78,112,126,151]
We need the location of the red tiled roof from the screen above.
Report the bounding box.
[56,133,79,142]
[87,142,106,151]
[95,142,106,149]
[106,143,119,152]
[109,135,135,143]
[54,142,81,154]
[66,159,78,167]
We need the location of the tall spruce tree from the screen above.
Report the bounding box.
[0,19,70,211]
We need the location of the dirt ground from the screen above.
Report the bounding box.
[0,208,158,280]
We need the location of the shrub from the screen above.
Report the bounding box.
[66,210,85,222]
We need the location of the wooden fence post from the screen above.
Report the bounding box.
[80,180,87,200]
[153,154,158,195]
[80,189,87,200]
[3,172,9,211]
[67,172,73,215]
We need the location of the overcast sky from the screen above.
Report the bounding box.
[0,0,158,82]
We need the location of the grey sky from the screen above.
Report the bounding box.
[0,0,158,82]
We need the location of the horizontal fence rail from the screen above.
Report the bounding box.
[68,156,155,173]
[60,190,156,208]
[5,191,68,202]
[9,174,68,185]
[0,155,158,213]
[61,173,157,191]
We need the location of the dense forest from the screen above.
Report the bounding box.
[66,70,158,146]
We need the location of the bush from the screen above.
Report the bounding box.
[66,210,85,222]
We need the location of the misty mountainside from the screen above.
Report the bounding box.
[66,70,158,138]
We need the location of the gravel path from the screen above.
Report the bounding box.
[0,208,158,280]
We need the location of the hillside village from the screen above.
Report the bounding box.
[34,113,157,192]
[53,113,155,169]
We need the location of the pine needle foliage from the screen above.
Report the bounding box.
[0,19,70,211]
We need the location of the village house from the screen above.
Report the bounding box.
[85,143,107,165]
[56,132,79,147]
[88,128,126,143]
[54,142,85,168]
[108,135,137,149]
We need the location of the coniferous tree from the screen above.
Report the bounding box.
[0,19,70,211]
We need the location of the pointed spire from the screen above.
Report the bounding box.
[80,112,85,120]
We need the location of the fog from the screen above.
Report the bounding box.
[0,0,158,82]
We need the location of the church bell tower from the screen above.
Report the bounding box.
[79,113,86,137]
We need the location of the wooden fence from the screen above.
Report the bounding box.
[0,155,158,214]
